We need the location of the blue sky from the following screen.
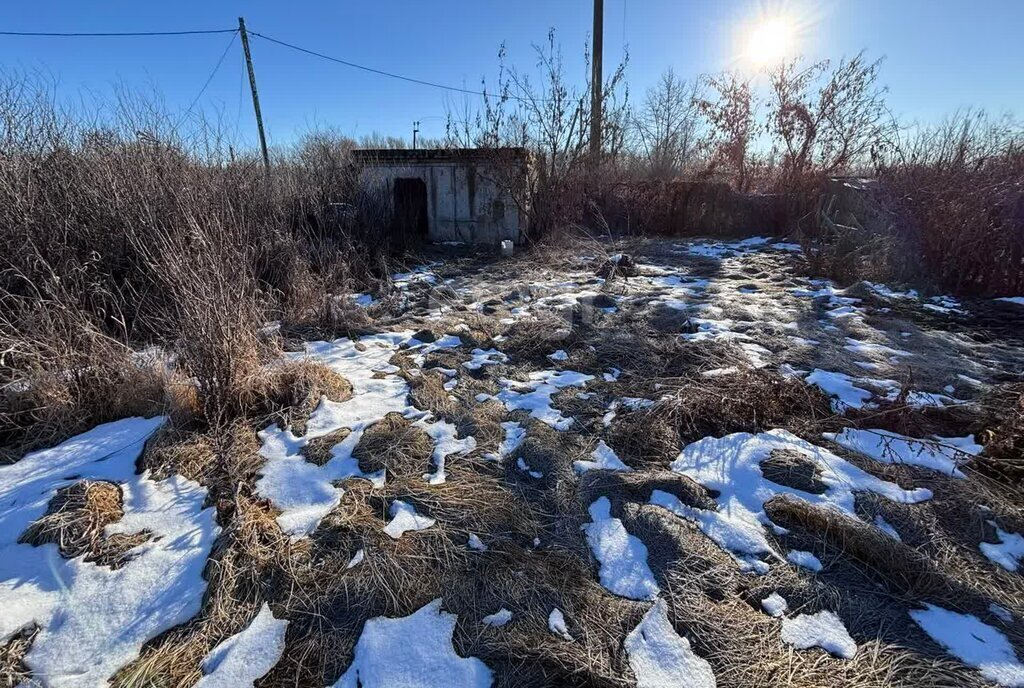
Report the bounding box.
[2,1,1022,149]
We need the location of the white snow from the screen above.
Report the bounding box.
[781,611,857,659]
[416,417,476,485]
[0,416,220,687]
[910,604,1024,687]
[333,599,492,688]
[516,457,543,479]
[463,348,509,371]
[980,524,1024,573]
[653,430,930,573]
[383,500,436,539]
[482,608,513,627]
[497,369,593,430]
[996,296,1024,306]
[582,497,659,600]
[787,550,823,571]
[866,282,919,300]
[761,593,788,617]
[547,349,569,362]
[624,599,716,688]
[990,604,1013,623]
[824,428,978,478]
[574,440,633,474]
[467,533,488,551]
[483,421,526,462]
[548,608,574,641]
[874,516,901,541]
[347,549,365,569]
[804,369,874,411]
[842,337,912,358]
[195,603,288,688]
[256,334,412,539]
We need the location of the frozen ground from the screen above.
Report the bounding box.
[2,236,1023,687]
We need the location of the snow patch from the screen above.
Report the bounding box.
[910,604,1024,687]
[787,550,823,571]
[582,497,659,600]
[980,523,1024,573]
[383,500,436,539]
[483,421,526,462]
[548,608,574,641]
[497,370,593,430]
[761,593,788,618]
[196,603,288,688]
[574,441,632,474]
[333,599,492,687]
[825,428,978,478]
[781,611,857,659]
[624,599,716,688]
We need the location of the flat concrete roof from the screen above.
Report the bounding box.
[351,147,529,164]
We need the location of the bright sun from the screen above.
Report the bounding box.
[745,16,796,67]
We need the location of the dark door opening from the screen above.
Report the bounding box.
[392,177,429,242]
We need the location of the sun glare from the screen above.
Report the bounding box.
[745,16,796,68]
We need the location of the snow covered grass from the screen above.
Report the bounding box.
[4,236,1023,688]
[654,429,930,573]
[0,417,220,686]
[624,599,715,688]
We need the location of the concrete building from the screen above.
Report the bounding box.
[352,148,529,246]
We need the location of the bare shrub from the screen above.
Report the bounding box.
[447,29,629,238]
[878,110,1024,295]
[0,71,395,445]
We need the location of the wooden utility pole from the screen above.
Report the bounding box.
[413,121,420,150]
[590,0,604,160]
[238,17,270,173]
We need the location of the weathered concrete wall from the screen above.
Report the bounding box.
[354,151,526,245]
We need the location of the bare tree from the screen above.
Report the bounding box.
[632,69,703,178]
[697,73,757,191]
[445,29,629,234]
[766,52,891,185]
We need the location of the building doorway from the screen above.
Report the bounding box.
[392,177,429,241]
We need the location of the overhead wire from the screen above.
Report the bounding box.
[248,30,552,103]
[0,28,236,37]
[175,29,239,128]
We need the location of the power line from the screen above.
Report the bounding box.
[176,30,239,127]
[249,30,537,102]
[0,28,236,37]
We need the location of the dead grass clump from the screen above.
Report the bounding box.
[0,346,169,464]
[302,428,352,466]
[408,370,459,417]
[240,360,352,433]
[0,626,36,687]
[580,470,717,512]
[500,312,576,360]
[606,408,681,467]
[140,420,263,510]
[659,370,834,443]
[975,383,1024,486]
[760,449,829,494]
[764,495,951,598]
[20,481,125,559]
[352,413,433,477]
